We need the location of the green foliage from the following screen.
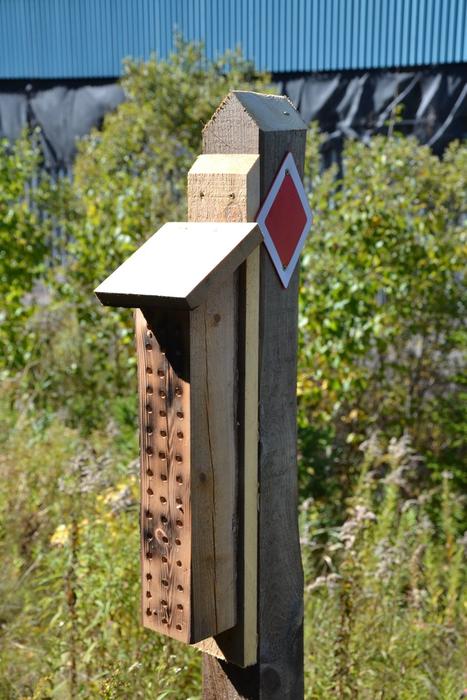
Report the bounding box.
[0,42,465,698]
[300,127,467,505]
[0,132,50,371]
[0,394,201,699]
[302,434,466,698]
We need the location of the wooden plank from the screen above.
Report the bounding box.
[188,154,259,223]
[242,247,260,665]
[190,275,238,640]
[188,153,260,667]
[95,221,260,310]
[202,92,307,698]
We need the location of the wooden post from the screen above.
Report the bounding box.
[201,93,307,698]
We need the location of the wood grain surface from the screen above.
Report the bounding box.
[188,153,260,667]
[190,276,238,640]
[202,91,307,699]
[95,222,260,310]
[136,307,192,643]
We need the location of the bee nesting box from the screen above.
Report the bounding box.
[95,220,260,643]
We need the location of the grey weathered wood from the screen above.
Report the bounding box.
[202,92,307,698]
[95,221,260,310]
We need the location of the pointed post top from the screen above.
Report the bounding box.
[202,91,306,155]
[231,91,307,131]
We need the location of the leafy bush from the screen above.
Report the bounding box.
[0,132,50,371]
[300,129,467,508]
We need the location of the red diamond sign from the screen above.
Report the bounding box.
[256,152,312,288]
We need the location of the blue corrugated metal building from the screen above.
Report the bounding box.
[1,0,466,78]
[0,1,465,168]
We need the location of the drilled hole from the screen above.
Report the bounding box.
[176,560,182,567]
[175,538,181,546]
[146,573,152,581]
[157,369,164,378]
[159,451,166,460]
[146,468,154,477]
[147,488,153,495]
[177,584,183,592]
[146,552,153,559]
[146,330,153,338]
[160,430,167,438]
[146,404,153,413]
[161,515,168,524]
[146,446,153,455]
[146,607,152,616]
[176,624,182,630]
[160,496,167,504]
[175,386,182,397]
[175,455,182,463]
[146,366,153,374]
[162,535,168,543]
[145,342,152,351]
[162,579,168,587]
[147,386,153,395]
[177,603,183,610]
[161,599,167,606]
[146,591,152,598]
[162,618,168,624]
[161,556,168,563]
[176,520,183,528]
[176,411,184,420]
[159,390,166,399]
[146,425,153,434]
[177,431,184,439]
[146,510,153,519]
[161,474,168,481]
[176,475,183,484]
[159,410,166,417]
[176,497,182,505]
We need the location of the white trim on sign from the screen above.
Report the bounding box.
[256,152,313,288]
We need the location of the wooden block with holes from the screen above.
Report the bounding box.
[95,220,260,643]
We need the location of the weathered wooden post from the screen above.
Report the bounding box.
[199,92,308,699]
[95,91,309,699]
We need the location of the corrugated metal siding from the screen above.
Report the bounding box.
[1,0,466,79]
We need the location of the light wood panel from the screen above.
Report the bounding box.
[190,275,238,640]
[188,152,260,667]
[95,221,260,310]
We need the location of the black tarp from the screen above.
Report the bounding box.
[277,64,467,167]
[0,81,125,173]
[0,65,466,172]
